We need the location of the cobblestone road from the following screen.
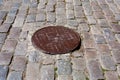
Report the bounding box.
[0,0,120,80]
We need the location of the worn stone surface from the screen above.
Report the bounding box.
[112,50,120,64]
[7,71,22,80]
[103,28,116,42]
[93,34,106,44]
[0,1,119,80]
[57,60,72,75]
[26,62,40,80]
[99,55,116,70]
[0,33,7,44]
[0,23,11,33]
[43,58,54,65]
[14,41,27,55]
[67,20,79,27]
[83,39,96,49]
[105,71,119,80]
[28,51,42,63]
[86,16,96,24]
[10,56,26,71]
[40,65,54,80]
[96,44,110,53]
[4,15,15,23]
[71,58,86,71]
[47,12,55,22]
[26,14,36,23]
[0,11,7,20]
[36,13,46,22]
[72,70,86,80]
[0,52,13,65]
[84,49,98,61]
[0,66,8,80]
[2,39,17,52]
[78,23,90,32]
[13,15,25,27]
[58,75,73,80]
[8,27,21,40]
[86,60,104,80]
[115,34,120,43]
[117,65,120,76]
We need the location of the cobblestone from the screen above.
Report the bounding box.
[73,0,82,6]
[10,56,26,71]
[4,15,16,23]
[71,50,84,58]
[2,39,17,52]
[14,41,27,55]
[97,19,109,28]
[0,44,2,50]
[105,71,119,80]
[47,12,56,22]
[26,62,40,80]
[46,5,54,12]
[72,70,86,80]
[96,44,110,53]
[93,12,105,19]
[93,34,106,44]
[26,14,36,23]
[0,11,7,20]
[86,60,104,80]
[36,13,46,22]
[86,16,96,24]
[66,3,74,10]
[108,41,120,50]
[7,71,22,80]
[0,66,8,80]
[58,75,73,80]
[112,50,120,64]
[71,58,86,71]
[103,28,116,42]
[67,20,79,27]
[43,58,54,65]
[0,33,7,44]
[78,23,90,32]
[13,15,25,27]
[110,23,120,33]
[74,6,85,18]
[0,23,11,33]
[19,31,28,41]
[90,25,102,34]
[28,51,41,63]
[40,65,54,80]
[66,9,74,19]
[8,27,21,40]
[8,8,18,16]
[0,1,120,80]
[82,2,92,16]
[115,34,120,43]
[99,55,116,70]
[83,39,96,49]
[85,49,98,61]
[0,52,13,65]
[57,60,72,75]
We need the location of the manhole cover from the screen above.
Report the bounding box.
[32,26,80,54]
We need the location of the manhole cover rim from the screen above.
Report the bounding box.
[31,26,81,54]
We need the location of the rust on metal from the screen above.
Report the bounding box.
[32,26,80,54]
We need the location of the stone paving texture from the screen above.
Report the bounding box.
[0,0,120,80]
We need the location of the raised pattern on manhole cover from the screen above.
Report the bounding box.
[32,26,80,54]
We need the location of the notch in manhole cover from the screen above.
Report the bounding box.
[31,26,81,55]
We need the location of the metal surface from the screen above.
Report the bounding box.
[32,26,80,54]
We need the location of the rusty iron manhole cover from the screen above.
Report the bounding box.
[32,26,80,54]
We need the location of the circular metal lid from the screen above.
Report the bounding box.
[32,26,80,54]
